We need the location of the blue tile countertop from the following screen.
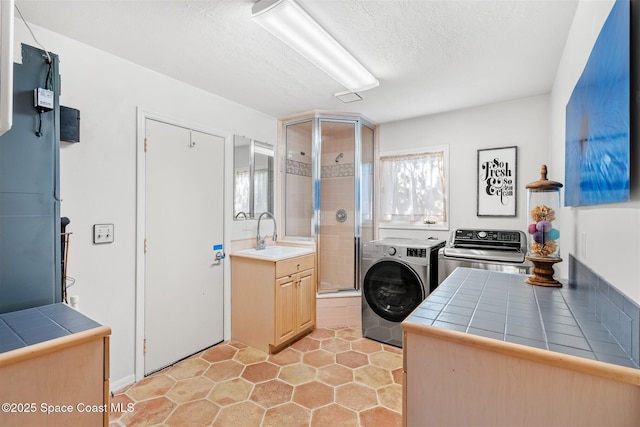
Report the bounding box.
[406,267,639,370]
[0,303,102,354]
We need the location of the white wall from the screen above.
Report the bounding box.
[550,0,639,303]
[14,23,277,389]
[378,95,549,244]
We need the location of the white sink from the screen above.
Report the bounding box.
[234,245,314,261]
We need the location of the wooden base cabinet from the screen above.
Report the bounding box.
[403,326,640,427]
[0,326,111,427]
[231,253,316,353]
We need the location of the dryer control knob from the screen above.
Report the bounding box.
[388,247,396,256]
[477,231,487,239]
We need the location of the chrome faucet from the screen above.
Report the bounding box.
[256,212,277,250]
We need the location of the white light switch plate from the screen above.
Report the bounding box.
[93,224,114,244]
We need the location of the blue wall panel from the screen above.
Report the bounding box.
[0,44,60,313]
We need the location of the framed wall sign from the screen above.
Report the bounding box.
[477,146,517,217]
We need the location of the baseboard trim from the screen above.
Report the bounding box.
[110,374,136,394]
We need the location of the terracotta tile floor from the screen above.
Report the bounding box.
[109,327,403,427]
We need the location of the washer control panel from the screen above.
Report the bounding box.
[386,246,436,258]
[450,229,525,251]
[362,239,445,260]
[454,229,522,243]
[406,247,427,258]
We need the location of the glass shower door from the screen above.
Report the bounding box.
[359,123,375,289]
[317,120,356,293]
[284,119,313,238]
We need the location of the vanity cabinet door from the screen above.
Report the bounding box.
[274,267,315,347]
[296,269,315,332]
[275,274,296,346]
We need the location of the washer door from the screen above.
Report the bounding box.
[363,259,425,322]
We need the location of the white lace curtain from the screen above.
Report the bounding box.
[253,169,270,214]
[235,169,270,215]
[379,151,446,223]
[234,170,250,214]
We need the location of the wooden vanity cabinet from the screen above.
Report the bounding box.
[231,253,316,353]
[275,266,315,347]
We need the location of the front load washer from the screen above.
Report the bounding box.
[361,237,444,347]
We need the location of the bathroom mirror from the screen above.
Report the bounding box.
[233,135,274,220]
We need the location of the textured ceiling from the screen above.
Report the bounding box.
[14,0,579,124]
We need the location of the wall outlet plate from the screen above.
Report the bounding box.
[93,224,114,244]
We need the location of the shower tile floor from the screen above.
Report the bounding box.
[109,327,403,427]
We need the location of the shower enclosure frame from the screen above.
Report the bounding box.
[281,112,377,294]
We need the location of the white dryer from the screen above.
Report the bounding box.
[361,238,444,347]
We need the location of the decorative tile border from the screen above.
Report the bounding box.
[286,159,312,177]
[286,161,359,179]
[569,254,640,366]
[321,163,354,179]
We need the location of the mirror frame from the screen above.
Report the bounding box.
[233,135,274,220]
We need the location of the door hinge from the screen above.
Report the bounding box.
[144,338,147,355]
[144,238,147,254]
[144,137,148,153]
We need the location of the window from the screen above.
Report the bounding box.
[379,145,449,230]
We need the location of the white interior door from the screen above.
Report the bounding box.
[144,119,225,374]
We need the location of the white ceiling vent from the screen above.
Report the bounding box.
[335,91,362,103]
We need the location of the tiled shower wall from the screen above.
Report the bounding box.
[316,295,362,328]
[319,163,355,291]
[569,255,640,366]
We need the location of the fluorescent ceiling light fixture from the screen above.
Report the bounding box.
[251,0,379,93]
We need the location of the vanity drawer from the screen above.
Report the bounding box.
[276,254,314,278]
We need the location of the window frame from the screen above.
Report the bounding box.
[378,145,450,231]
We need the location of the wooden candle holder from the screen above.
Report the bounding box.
[525,255,563,287]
